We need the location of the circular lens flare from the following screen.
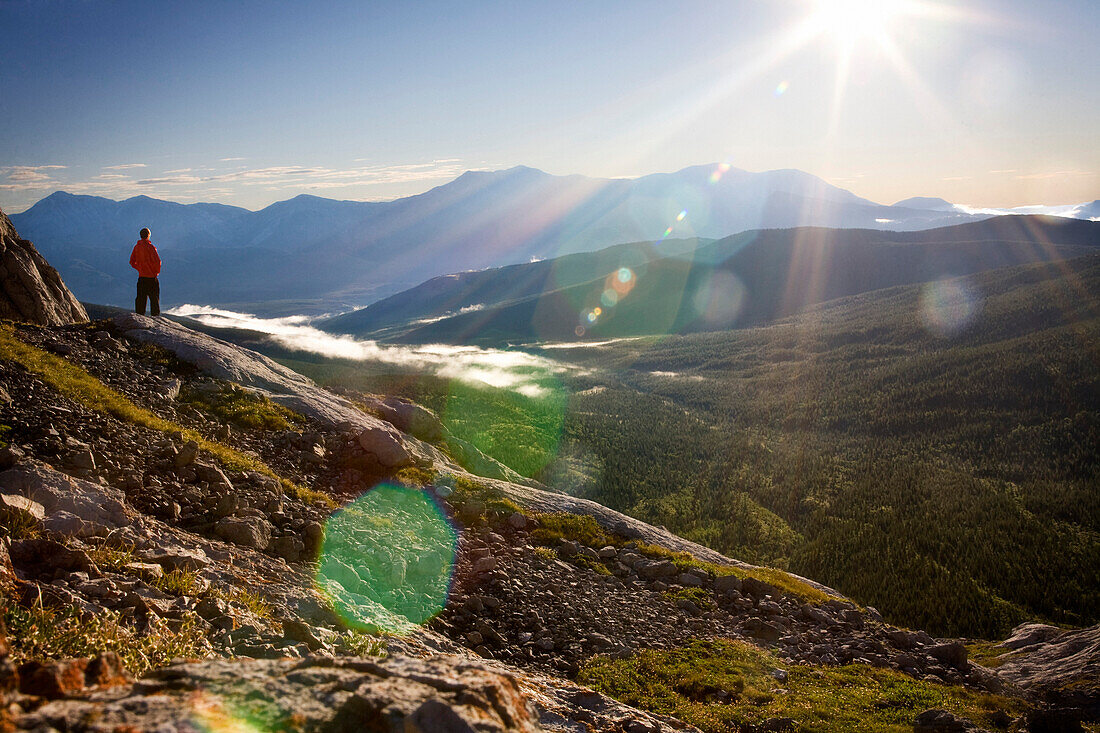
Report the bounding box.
[316,484,457,634]
[920,277,980,337]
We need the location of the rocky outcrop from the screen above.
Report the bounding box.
[13,654,543,732]
[113,313,422,447]
[995,623,1100,714]
[0,207,87,325]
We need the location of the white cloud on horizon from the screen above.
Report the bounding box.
[164,304,565,396]
[953,202,1093,218]
[0,159,474,212]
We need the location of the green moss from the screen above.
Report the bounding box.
[179,384,303,431]
[632,541,835,605]
[574,554,612,575]
[578,639,1026,733]
[527,510,833,605]
[393,466,435,488]
[665,587,717,611]
[531,513,614,548]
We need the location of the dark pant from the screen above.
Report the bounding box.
[136,277,160,316]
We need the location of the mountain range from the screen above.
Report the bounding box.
[319,215,1100,344]
[13,164,1096,315]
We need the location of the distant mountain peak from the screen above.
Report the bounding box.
[893,196,957,211]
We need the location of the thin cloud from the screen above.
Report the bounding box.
[164,305,565,396]
[103,163,147,170]
[0,165,66,183]
[219,157,247,162]
[1013,170,1095,181]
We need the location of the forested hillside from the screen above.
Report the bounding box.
[294,254,1100,638]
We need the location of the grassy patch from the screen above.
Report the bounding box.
[151,569,204,596]
[282,477,336,509]
[528,510,833,605]
[86,542,137,573]
[447,475,523,520]
[339,631,388,657]
[532,513,614,548]
[633,541,834,605]
[665,587,717,611]
[532,546,557,562]
[0,324,333,508]
[1,593,208,678]
[180,384,303,431]
[574,554,612,576]
[578,639,1026,733]
[965,641,1016,669]
[0,504,41,540]
[393,466,435,488]
[208,586,274,620]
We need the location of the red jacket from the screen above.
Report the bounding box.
[129,239,161,278]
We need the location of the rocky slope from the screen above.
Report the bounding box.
[1,314,1097,731]
[0,208,87,326]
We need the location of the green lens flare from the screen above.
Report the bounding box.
[316,484,457,634]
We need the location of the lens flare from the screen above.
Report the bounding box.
[676,210,687,222]
[709,162,732,184]
[316,484,457,634]
[774,80,790,96]
[692,270,747,327]
[600,288,619,307]
[617,267,634,284]
[920,277,981,337]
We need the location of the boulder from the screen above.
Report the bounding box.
[174,440,200,468]
[214,517,273,550]
[271,535,305,563]
[8,538,99,580]
[714,574,743,594]
[913,708,985,732]
[995,622,1100,712]
[0,208,87,326]
[377,397,445,442]
[1001,623,1063,651]
[0,493,45,524]
[144,547,211,572]
[636,560,677,580]
[357,426,413,468]
[927,642,968,669]
[0,461,131,535]
[0,445,25,470]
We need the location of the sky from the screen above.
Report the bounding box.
[1,0,1097,213]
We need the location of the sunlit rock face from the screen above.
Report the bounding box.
[0,207,87,325]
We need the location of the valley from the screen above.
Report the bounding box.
[270,252,1100,640]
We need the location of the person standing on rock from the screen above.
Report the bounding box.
[130,227,161,316]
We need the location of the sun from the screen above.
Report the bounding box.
[810,0,908,47]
